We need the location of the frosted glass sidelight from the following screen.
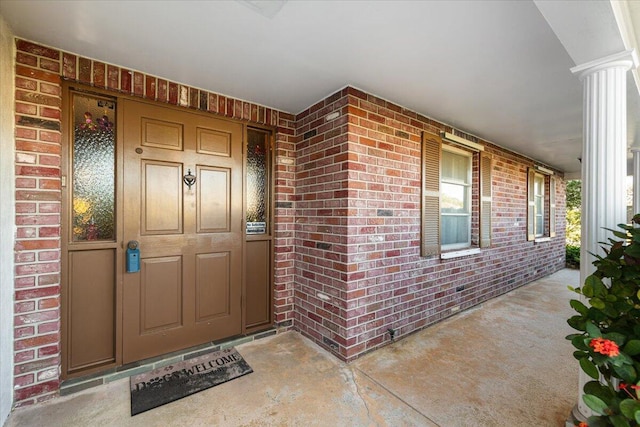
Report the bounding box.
[72,94,116,241]
[246,129,268,234]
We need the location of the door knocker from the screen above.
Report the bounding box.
[183,169,196,189]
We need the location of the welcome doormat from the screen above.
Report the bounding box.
[130,347,253,415]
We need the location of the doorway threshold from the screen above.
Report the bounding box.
[60,328,278,396]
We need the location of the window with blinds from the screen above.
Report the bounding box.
[527,168,556,241]
[421,132,492,257]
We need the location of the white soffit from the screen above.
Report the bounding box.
[534,0,626,65]
[2,0,640,175]
[236,0,287,19]
[611,0,640,97]
[534,0,640,169]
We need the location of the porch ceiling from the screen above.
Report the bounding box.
[2,0,640,178]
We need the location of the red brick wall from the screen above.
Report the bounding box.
[12,38,565,404]
[13,40,63,406]
[293,87,566,361]
[293,90,351,357]
[12,39,296,406]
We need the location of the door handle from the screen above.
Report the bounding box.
[126,241,140,273]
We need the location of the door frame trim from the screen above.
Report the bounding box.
[60,83,125,379]
[60,82,276,379]
[243,125,275,333]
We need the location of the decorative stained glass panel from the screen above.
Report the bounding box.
[246,129,268,234]
[72,94,116,241]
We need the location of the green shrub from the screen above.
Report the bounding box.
[567,208,582,247]
[567,214,640,425]
[566,244,580,269]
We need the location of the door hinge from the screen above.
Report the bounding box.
[61,175,67,187]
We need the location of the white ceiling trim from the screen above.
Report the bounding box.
[611,0,640,97]
[570,49,639,79]
[2,0,640,175]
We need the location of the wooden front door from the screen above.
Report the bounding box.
[122,99,243,363]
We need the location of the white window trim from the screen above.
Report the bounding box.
[441,144,471,157]
[440,247,481,259]
[441,147,472,251]
[441,131,485,152]
[527,167,557,241]
[534,173,545,237]
[421,132,492,257]
[534,237,551,243]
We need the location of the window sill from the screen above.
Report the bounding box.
[440,248,481,260]
[534,237,551,243]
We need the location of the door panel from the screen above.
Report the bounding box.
[141,118,183,150]
[198,167,230,232]
[123,99,243,363]
[245,240,270,329]
[142,161,183,234]
[195,252,230,321]
[197,127,231,156]
[140,256,183,333]
[68,249,116,371]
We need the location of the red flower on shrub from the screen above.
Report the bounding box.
[589,337,620,357]
[620,383,640,400]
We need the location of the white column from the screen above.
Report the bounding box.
[569,49,638,423]
[0,16,15,422]
[633,146,640,215]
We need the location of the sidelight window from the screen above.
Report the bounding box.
[246,128,270,235]
[71,94,116,241]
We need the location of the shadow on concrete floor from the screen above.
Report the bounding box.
[5,268,579,427]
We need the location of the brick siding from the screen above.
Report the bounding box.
[12,39,296,406]
[11,38,565,405]
[293,87,566,361]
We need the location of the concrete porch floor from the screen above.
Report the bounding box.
[5,268,579,426]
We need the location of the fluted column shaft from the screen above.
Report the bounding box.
[570,50,637,421]
[633,147,640,215]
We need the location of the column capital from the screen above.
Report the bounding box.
[570,49,638,80]
[631,144,640,153]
